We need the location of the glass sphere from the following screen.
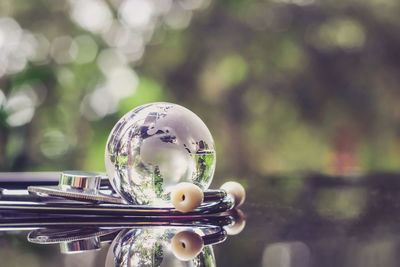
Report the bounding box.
[105,102,216,205]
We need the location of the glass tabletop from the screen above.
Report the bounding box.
[1,172,398,267]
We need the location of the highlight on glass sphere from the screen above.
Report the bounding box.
[105,102,216,206]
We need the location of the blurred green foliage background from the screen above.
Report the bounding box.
[1,0,400,180]
[2,1,400,267]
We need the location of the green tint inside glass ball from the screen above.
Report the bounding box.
[105,102,216,205]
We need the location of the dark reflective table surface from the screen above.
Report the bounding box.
[1,172,400,267]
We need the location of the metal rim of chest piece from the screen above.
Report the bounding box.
[27,171,124,204]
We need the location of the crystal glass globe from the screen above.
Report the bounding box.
[105,102,216,205]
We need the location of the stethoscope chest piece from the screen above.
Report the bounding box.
[28,171,124,204]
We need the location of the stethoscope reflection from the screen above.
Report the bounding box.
[22,209,245,266]
[262,241,311,267]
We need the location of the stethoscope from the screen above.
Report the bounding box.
[0,102,246,217]
[0,170,241,216]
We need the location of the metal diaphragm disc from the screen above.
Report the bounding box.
[28,228,118,244]
[27,185,124,203]
[27,171,124,204]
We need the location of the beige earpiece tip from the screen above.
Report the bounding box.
[220,181,246,207]
[171,231,204,261]
[225,209,246,235]
[171,182,204,213]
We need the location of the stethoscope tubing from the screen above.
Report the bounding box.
[0,215,233,230]
[0,196,233,216]
[0,172,235,216]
